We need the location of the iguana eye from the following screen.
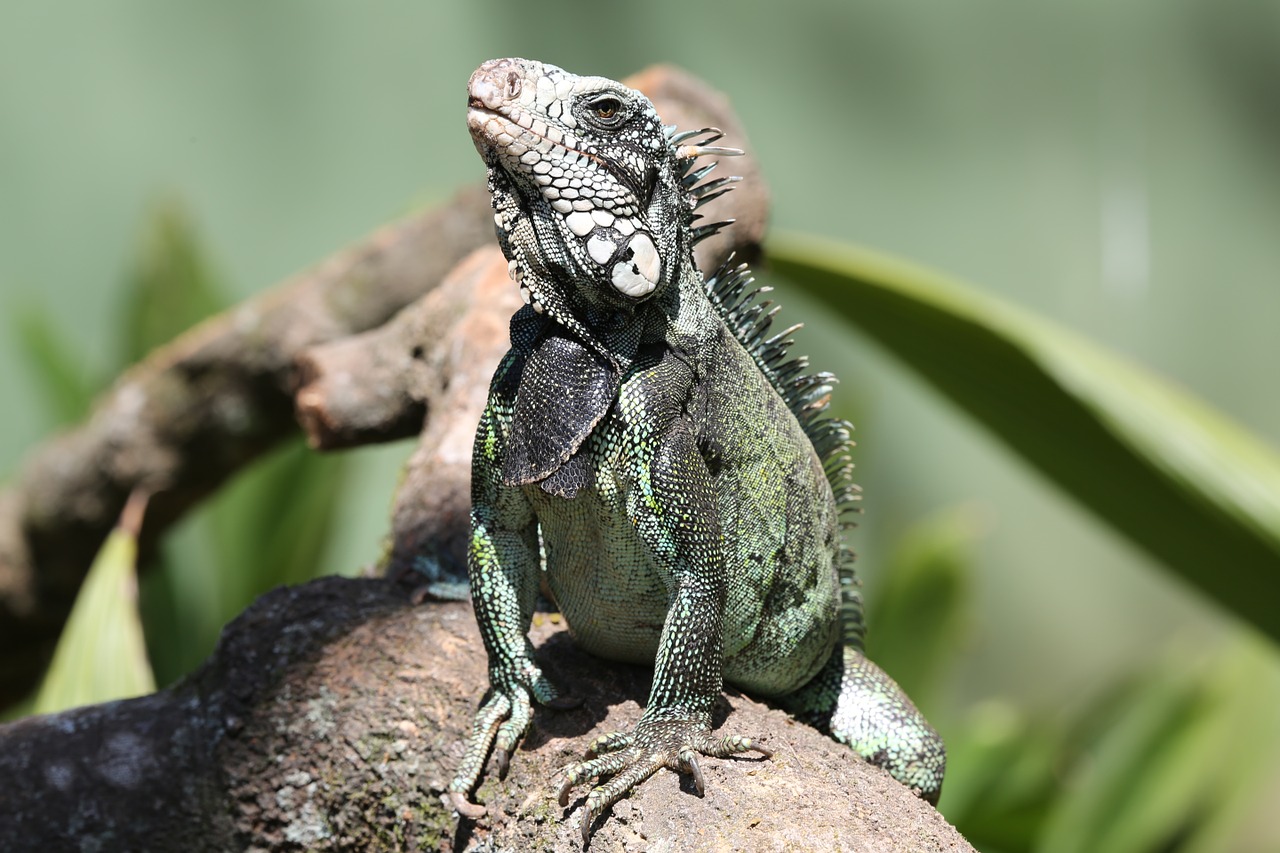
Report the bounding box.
[588,97,622,122]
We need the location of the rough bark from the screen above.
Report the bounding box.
[0,578,973,853]
[0,66,767,707]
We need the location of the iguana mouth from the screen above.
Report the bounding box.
[467,104,603,170]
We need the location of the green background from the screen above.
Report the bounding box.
[3,2,1278,850]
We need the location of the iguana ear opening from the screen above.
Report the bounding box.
[502,330,619,499]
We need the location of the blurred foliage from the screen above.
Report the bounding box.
[867,517,1280,852]
[932,638,1280,852]
[864,505,979,711]
[119,197,227,367]
[13,307,100,426]
[1040,639,1280,853]
[937,701,1062,851]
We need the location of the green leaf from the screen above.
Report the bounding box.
[1178,639,1280,853]
[119,197,227,366]
[11,305,100,425]
[940,701,1059,853]
[769,234,1280,642]
[33,494,156,714]
[208,439,349,601]
[865,505,979,709]
[1037,640,1280,853]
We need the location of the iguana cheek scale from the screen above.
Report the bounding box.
[449,57,946,842]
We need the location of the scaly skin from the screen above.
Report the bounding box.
[449,57,945,841]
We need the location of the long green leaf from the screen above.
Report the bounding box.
[769,234,1280,641]
[33,494,156,713]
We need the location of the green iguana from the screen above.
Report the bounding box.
[450,57,945,841]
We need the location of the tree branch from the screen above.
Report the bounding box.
[0,578,973,852]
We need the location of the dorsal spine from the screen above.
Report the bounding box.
[674,132,866,646]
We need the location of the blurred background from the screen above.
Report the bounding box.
[2,2,1278,850]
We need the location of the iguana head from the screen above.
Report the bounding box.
[467,58,737,344]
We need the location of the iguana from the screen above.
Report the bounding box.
[451,57,945,840]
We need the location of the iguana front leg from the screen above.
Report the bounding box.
[448,374,577,818]
[557,367,770,840]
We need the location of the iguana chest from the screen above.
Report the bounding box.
[528,433,670,664]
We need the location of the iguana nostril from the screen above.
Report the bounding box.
[467,61,522,109]
[467,74,499,109]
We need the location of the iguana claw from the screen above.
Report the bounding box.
[681,750,705,796]
[558,718,772,842]
[448,791,487,820]
[556,773,576,808]
[448,665,579,819]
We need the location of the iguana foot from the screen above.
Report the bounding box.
[448,664,581,817]
[557,717,771,843]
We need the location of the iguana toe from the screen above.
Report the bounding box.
[679,749,706,795]
[448,791,487,820]
[585,730,633,757]
[559,719,772,841]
